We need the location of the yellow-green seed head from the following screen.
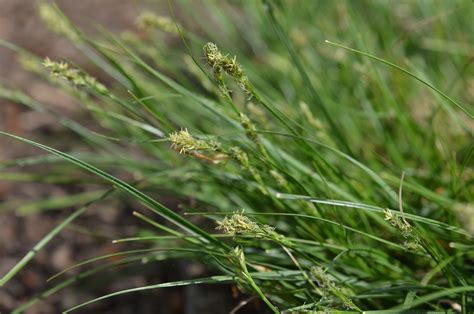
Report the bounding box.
[137,12,178,33]
[203,42,223,71]
[168,129,220,155]
[216,213,259,236]
[239,113,259,143]
[42,58,108,94]
[203,42,253,99]
[216,212,290,245]
[229,147,249,168]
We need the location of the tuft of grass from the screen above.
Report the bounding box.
[1,1,473,313]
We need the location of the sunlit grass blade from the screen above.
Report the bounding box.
[276,193,472,237]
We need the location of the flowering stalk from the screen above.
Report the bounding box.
[384,209,422,251]
[168,129,227,164]
[311,266,361,311]
[228,247,279,313]
[42,58,108,95]
[216,211,292,247]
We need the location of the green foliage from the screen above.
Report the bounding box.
[1,1,473,312]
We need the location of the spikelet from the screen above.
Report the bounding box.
[217,211,291,246]
[136,12,178,33]
[239,113,259,144]
[270,170,289,191]
[42,58,107,94]
[168,129,220,155]
[310,266,359,310]
[384,209,422,250]
[203,42,253,100]
[168,129,226,164]
[216,212,260,236]
[229,147,250,168]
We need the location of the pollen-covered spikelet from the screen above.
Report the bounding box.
[203,42,253,99]
[42,58,108,94]
[216,212,260,236]
[384,209,422,250]
[216,211,291,246]
[168,129,219,154]
[168,129,226,164]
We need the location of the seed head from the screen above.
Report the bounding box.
[203,42,243,79]
[239,113,259,143]
[384,209,422,251]
[203,42,224,72]
[168,129,220,155]
[203,42,252,99]
[42,58,108,94]
[137,12,178,33]
[216,212,260,236]
[270,170,289,190]
[216,211,290,245]
[229,147,250,169]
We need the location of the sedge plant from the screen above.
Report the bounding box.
[0,1,473,313]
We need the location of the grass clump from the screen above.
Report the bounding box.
[0,1,473,313]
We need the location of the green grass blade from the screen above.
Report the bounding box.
[0,189,113,287]
[276,193,471,237]
[64,275,234,312]
[325,40,473,119]
[0,131,227,250]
